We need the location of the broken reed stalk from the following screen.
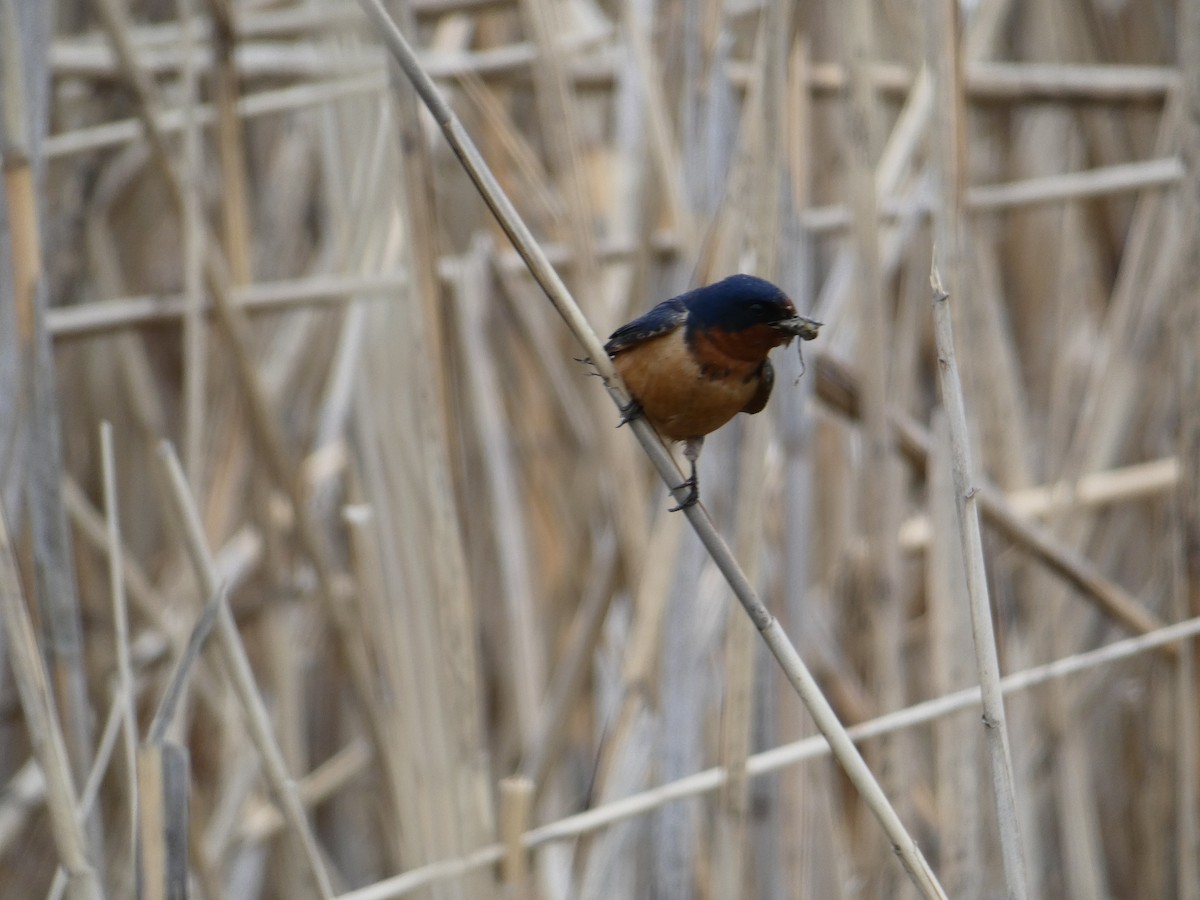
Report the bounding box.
[929,263,1029,898]
[154,442,336,900]
[0,509,102,900]
[352,0,946,896]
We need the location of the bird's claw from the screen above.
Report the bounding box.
[616,398,642,428]
[667,475,699,512]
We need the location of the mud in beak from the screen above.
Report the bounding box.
[771,315,822,341]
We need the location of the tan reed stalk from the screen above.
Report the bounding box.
[353,2,948,896]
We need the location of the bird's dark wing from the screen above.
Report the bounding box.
[604,298,689,356]
[740,359,774,415]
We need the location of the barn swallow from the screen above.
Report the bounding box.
[605,274,821,510]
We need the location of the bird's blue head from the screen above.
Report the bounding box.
[684,274,799,332]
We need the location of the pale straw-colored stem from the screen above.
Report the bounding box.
[930,264,1029,898]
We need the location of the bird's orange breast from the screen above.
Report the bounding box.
[612,327,768,441]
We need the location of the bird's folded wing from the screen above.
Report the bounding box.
[604,298,689,355]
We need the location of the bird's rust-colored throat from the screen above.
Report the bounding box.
[690,322,795,365]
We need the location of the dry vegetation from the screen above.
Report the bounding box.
[2,0,1200,897]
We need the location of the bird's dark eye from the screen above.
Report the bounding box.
[750,303,764,312]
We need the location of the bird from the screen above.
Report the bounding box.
[604,274,821,510]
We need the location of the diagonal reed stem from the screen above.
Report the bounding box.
[352,1,947,895]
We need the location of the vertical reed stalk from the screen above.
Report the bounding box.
[929,264,1028,899]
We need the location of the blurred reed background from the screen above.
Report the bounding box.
[2,0,1199,897]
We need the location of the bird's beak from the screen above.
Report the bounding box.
[771,315,822,341]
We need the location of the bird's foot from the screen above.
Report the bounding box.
[667,474,699,512]
[616,398,642,428]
